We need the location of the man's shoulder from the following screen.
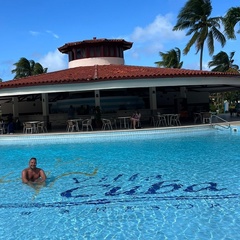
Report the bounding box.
[22,167,29,172]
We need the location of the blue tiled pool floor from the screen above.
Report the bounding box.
[0,126,239,239]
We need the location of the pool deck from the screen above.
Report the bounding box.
[1,113,240,137]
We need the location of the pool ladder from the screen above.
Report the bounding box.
[211,115,231,129]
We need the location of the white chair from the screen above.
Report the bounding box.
[102,118,113,130]
[170,114,181,126]
[110,118,118,129]
[67,120,76,132]
[82,119,93,131]
[37,121,48,133]
[156,114,167,127]
[24,122,34,134]
[194,113,202,124]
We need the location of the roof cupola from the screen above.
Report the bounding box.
[58,37,133,68]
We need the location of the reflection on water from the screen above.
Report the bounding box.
[0,129,240,239]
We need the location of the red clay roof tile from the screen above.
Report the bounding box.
[0,65,239,89]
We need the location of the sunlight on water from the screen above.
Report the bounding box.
[0,128,239,239]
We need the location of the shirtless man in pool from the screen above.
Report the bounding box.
[22,157,46,185]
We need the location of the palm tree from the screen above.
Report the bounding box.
[173,0,226,70]
[208,51,239,72]
[11,57,48,79]
[224,7,240,39]
[224,91,240,105]
[155,47,183,68]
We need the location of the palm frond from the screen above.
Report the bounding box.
[173,0,226,70]
[224,7,240,39]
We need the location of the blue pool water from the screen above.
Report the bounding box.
[0,126,240,240]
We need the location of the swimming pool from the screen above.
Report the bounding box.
[0,126,239,239]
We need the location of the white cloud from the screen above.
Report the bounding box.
[38,50,67,72]
[46,30,59,39]
[131,14,184,43]
[126,14,186,60]
[29,30,59,39]
[29,31,40,36]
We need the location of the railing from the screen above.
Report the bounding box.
[211,115,231,129]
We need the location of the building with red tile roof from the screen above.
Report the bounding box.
[0,37,239,129]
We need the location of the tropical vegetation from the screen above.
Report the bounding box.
[155,47,183,69]
[208,51,239,72]
[156,3,240,71]
[154,1,240,113]
[224,7,240,39]
[11,57,47,79]
[172,0,226,70]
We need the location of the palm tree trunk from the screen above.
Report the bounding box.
[199,43,204,70]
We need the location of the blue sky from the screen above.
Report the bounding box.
[0,0,239,81]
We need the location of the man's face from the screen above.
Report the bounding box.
[29,159,37,169]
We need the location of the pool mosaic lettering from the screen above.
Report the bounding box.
[1,173,239,212]
[61,174,227,197]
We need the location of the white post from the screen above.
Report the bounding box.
[95,90,100,107]
[12,97,19,119]
[41,93,49,126]
[180,87,187,98]
[149,87,157,111]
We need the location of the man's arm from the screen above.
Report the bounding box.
[22,169,29,184]
[39,169,47,182]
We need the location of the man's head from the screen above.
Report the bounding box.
[29,157,37,169]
